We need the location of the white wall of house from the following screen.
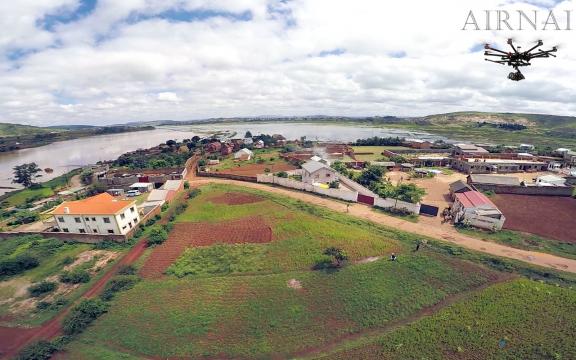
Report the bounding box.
[302,168,338,184]
[452,201,505,231]
[54,205,140,235]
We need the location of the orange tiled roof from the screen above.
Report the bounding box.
[53,193,135,215]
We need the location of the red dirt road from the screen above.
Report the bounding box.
[492,194,576,244]
[140,216,273,279]
[0,239,149,359]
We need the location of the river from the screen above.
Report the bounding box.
[0,122,448,195]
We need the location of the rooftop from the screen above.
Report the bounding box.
[449,180,472,192]
[302,160,334,174]
[162,179,182,191]
[455,144,489,153]
[465,158,545,165]
[455,191,498,209]
[53,193,135,215]
[469,174,521,186]
[130,182,153,187]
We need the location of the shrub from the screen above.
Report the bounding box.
[29,281,57,297]
[184,181,190,189]
[117,264,136,275]
[60,256,75,266]
[161,203,169,212]
[276,171,288,178]
[264,168,271,173]
[145,218,156,226]
[154,214,161,221]
[62,299,109,335]
[0,255,39,276]
[188,188,201,198]
[15,340,58,360]
[100,275,140,301]
[147,227,168,246]
[36,301,51,310]
[163,222,174,233]
[60,269,91,284]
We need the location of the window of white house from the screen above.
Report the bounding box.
[91,217,96,221]
[62,228,69,232]
[128,222,132,228]
[107,230,114,234]
[122,225,127,230]
[85,217,90,221]
[130,207,135,213]
[103,217,110,223]
[75,217,81,223]
[120,214,126,220]
[58,217,64,222]
[79,229,86,233]
[133,218,138,224]
[93,229,98,233]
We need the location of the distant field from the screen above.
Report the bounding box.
[316,279,576,359]
[351,146,409,161]
[0,123,57,138]
[210,148,296,176]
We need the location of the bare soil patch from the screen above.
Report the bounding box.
[287,279,302,290]
[140,216,273,279]
[209,192,265,205]
[492,194,576,243]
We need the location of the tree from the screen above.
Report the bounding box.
[328,180,339,189]
[276,171,288,178]
[244,131,252,138]
[147,226,168,246]
[166,139,177,147]
[323,247,348,267]
[331,161,350,178]
[357,165,384,187]
[394,183,426,204]
[80,169,94,185]
[12,163,42,188]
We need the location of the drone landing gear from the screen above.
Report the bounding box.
[508,69,525,81]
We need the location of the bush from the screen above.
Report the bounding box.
[0,255,39,276]
[117,264,136,275]
[100,275,140,301]
[163,222,174,233]
[29,281,57,297]
[188,188,201,198]
[184,181,190,189]
[276,171,288,178]
[36,301,51,310]
[161,203,169,212]
[60,256,75,266]
[147,227,168,246]
[60,269,91,284]
[145,218,156,226]
[62,299,109,335]
[15,340,58,360]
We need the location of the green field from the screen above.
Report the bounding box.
[316,278,576,359]
[57,184,576,359]
[210,148,286,171]
[352,146,410,161]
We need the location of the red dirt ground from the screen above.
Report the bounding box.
[218,162,296,176]
[0,239,149,359]
[209,192,265,205]
[139,216,273,279]
[492,194,576,243]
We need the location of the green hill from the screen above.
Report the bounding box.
[0,123,59,138]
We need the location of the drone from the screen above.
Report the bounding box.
[484,39,558,81]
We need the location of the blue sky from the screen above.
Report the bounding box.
[0,0,575,125]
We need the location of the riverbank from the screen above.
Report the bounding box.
[0,125,155,153]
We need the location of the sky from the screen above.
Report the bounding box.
[1,0,576,126]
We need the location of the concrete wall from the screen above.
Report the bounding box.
[257,174,358,202]
[472,183,574,197]
[373,197,421,214]
[197,171,257,182]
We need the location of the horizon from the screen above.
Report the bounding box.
[1,0,576,126]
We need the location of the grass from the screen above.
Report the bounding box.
[456,226,576,261]
[0,169,81,209]
[351,146,410,161]
[59,184,576,359]
[372,206,419,223]
[66,254,497,359]
[210,148,286,171]
[315,278,576,359]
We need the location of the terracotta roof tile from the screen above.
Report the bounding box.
[53,193,135,215]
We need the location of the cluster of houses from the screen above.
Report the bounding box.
[203,134,287,156]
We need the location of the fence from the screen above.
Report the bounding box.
[471,183,574,197]
[197,171,258,183]
[374,197,421,214]
[257,174,358,202]
[0,231,127,243]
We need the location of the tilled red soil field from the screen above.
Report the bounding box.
[209,192,265,205]
[219,162,297,176]
[492,194,576,243]
[139,216,273,279]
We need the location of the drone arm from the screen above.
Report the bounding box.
[525,43,542,54]
[485,59,507,65]
[484,46,509,55]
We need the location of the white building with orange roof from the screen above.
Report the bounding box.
[52,193,140,235]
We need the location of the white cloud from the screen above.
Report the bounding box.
[0,0,575,125]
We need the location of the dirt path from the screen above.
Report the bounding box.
[290,273,516,359]
[0,238,149,359]
[189,178,576,274]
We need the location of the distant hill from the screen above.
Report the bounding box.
[0,123,60,138]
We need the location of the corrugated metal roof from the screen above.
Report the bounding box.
[469,174,520,186]
[302,160,333,174]
[455,191,497,209]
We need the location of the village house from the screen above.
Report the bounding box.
[301,160,338,184]
[205,141,222,153]
[535,175,566,187]
[451,191,505,231]
[52,193,140,235]
[220,143,234,155]
[563,150,576,167]
[452,144,489,156]
[404,138,433,149]
[235,148,254,161]
[449,180,473,198]
[253,139,265,149]
[243,137,253,146]
[451,157,548,174]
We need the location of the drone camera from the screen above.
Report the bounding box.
[508,71,525,81]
